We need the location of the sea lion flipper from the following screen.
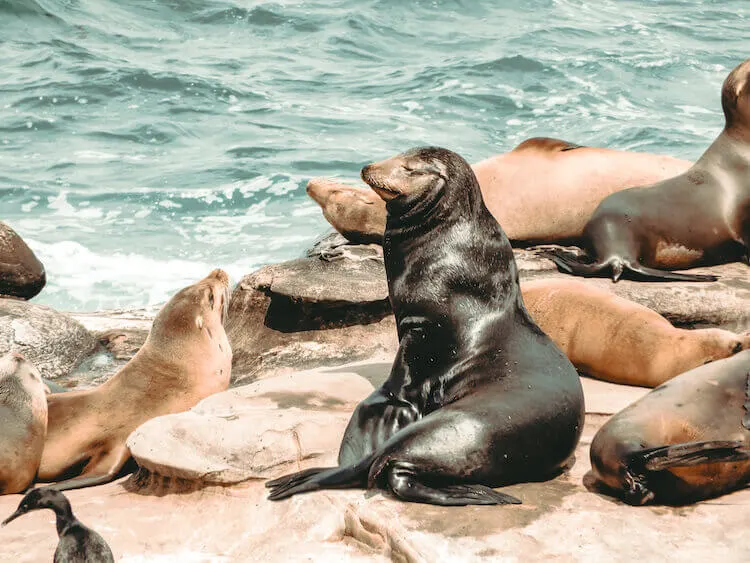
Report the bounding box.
[512,137,584,153]
[388,465,521,506]
[267,456,374,501]
[538,248,719,283]
[630,440,750,472]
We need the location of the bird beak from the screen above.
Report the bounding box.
[2,508,24,526]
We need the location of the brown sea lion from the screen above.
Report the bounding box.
[307,138,691,245]
[521,278,750,387]
[0,222,46,300]
[267,147,584,506]
[542,58,750,282]
[588,350,750,505]
[0,353,47,495]
[37,269,232,491]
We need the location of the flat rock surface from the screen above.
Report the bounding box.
[3,411,749,562]
[127,368,375,484]
[0,298,97,379]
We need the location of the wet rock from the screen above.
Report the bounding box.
[0,221,46,300]
[0,299,97,379]
[127,368,374,484]
[226,244,396,385]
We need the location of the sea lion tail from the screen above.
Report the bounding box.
[537,248,718,283]
[629,440,750,472]
[265,455,375,501]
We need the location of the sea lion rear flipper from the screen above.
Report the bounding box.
[538,248,718,283]
[630,440,750,472]
[387,463,520,506]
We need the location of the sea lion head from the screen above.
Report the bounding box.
[149,269,231,350]
[721,58,750,132]
[306,178,386,243]
[2,488,67,526]
[360,147,480,223]
[0,352,43,389]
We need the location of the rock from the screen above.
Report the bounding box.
[127,368,374,484]
[0,299,97,379]
[226,245,396,385]
[225,241,748,387]
[0,221,46,300]
[4,398,750,561]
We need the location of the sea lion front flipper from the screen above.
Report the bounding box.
[629,440,750,472]
[46,446,134,492]
[266,455,375,501]
[387,463,520,506]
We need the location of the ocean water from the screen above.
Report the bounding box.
[0,0,747,312]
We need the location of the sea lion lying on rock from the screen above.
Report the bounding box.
[588,351,750,505]
[267,147,584,506]
[522,278,750,387]
[542,58,750,282]
[37,269,232,491]
[307,137,690,245]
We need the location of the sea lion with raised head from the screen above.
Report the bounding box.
[37,269,232,491]
[306,138,691,245]
[521,278,750,387]
[588,350,750,505]
[267,147,585,506]
[0,353,47,495]
[542,59,750,282]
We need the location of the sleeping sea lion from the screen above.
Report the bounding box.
[542,58,750,282]
[267,147,584,506]
[37,269,232,491]
[521,278,750,387]
[306,137,691,245]
[588,350,750,505]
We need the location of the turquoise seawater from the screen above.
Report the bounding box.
[0,0,747,311]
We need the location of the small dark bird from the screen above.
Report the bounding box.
[2,488,114,563]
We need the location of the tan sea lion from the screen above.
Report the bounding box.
[542,58,750,282]
[588,350,750,505]
[0,221,46,300]
[37,269,232,491]
[0,353,47,495]
[307,138,691,245]
[521,278,750,387]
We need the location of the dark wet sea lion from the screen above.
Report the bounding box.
[0,221,46,300]
[3,488,114,562]
[521,278,750,387]
[542,59,750,282]
[306,137,691,245]
[588,350,750,505]
[267,147,585,506]
[0,353,47,495]
[37,269,232,491]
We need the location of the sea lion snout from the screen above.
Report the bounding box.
[207,268,229,287]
